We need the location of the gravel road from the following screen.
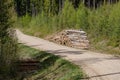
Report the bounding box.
[16,30,120,80]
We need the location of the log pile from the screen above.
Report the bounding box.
[47,29,90,49]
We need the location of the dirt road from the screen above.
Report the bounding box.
[16,30,120,80]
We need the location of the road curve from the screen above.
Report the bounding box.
[16,30,120,80]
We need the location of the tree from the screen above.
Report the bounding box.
[14,0,31,16]
[0,0,17,79]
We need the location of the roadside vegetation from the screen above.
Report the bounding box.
[16,0,120,55]
[18,45,86,80]
[1,0,119,79]
[0,0,18,79]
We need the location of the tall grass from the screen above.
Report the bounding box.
[87,3,120,54]
[17,1,120,54]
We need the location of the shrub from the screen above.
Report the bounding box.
[0,0,18,79]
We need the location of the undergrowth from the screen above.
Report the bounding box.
[16,1,120,55]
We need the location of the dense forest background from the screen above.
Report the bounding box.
[16,0,120,54]
[14,0,119,16]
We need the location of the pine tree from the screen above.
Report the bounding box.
[0,0,17,79]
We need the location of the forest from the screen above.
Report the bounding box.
[16,0,120,54]
[0,0,120,80]
[14,0,119,16]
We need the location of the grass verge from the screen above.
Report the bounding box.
[18,45,86,80]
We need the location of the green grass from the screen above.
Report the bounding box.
[18,45,86,80]
[16,1,120,55]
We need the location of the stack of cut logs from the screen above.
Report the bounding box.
[47,30,89,49]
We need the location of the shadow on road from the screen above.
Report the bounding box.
[46,49,85,55]
[81,72,120,79]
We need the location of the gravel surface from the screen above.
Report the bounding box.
[16,30,120,80]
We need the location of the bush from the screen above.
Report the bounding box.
[0,0,18,79]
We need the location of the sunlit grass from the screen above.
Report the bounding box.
[18,45,86,80]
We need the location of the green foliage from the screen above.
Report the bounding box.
[14,0,59,16]
[14,0,31,16]
[76,3,88,29]
[87,3,120,47]
[60,0,76,28]
[17,1,120,54]
[0,0,18,79]
[108,2,120,46]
